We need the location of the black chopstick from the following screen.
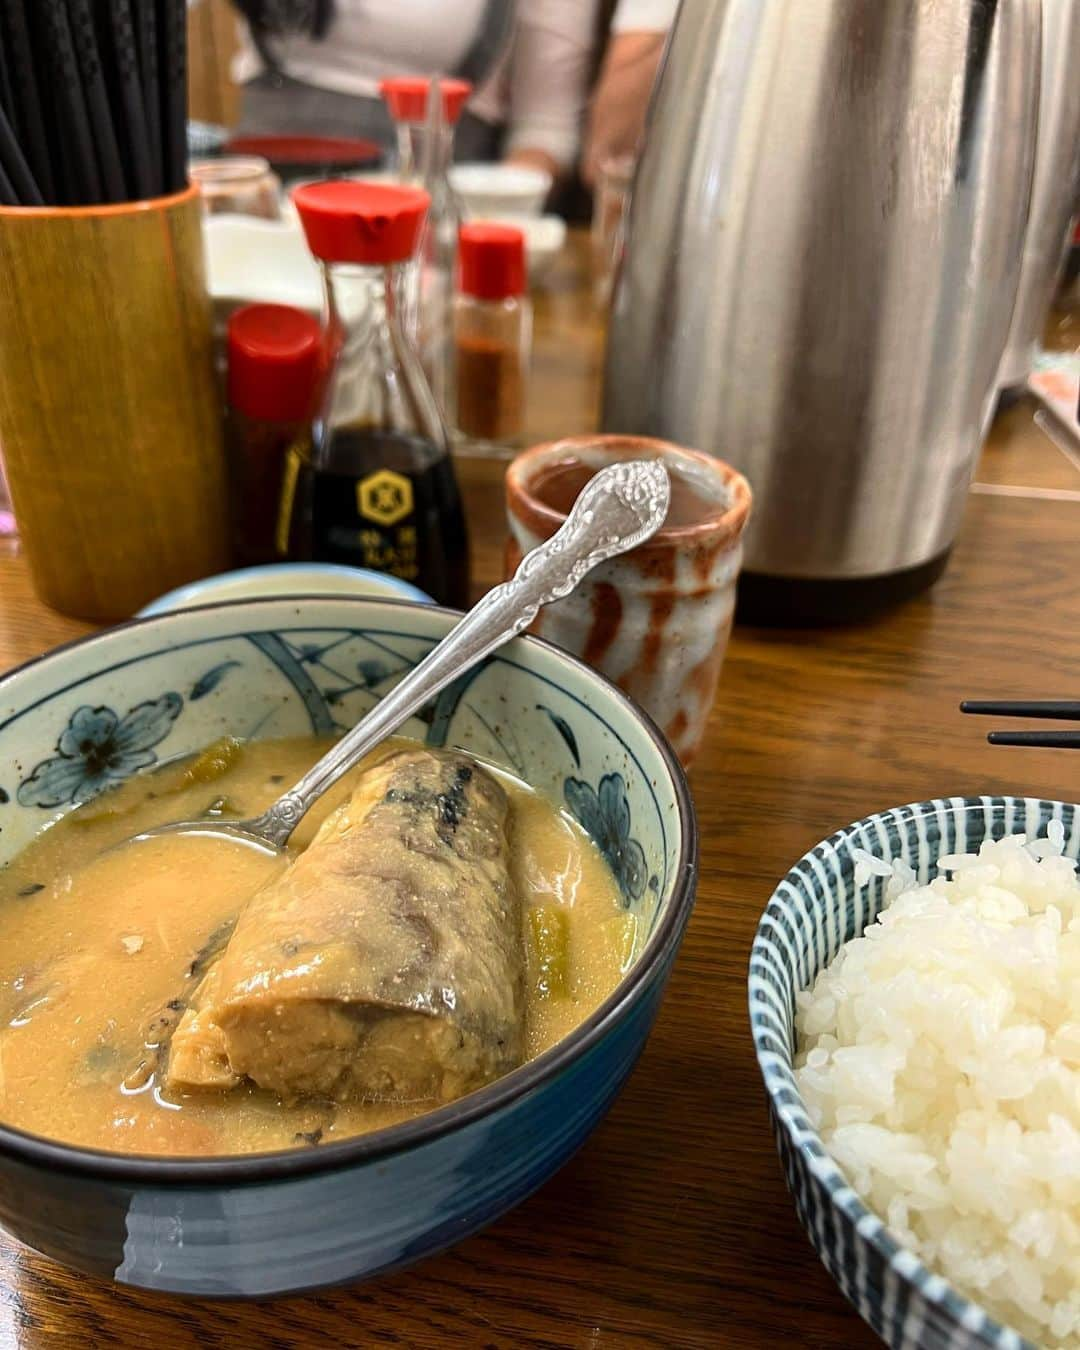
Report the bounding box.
[98,0,155,200]
[4,0,57,201]
[987,731,1080,749]
[0,15,17,130]
[0,156,17,207]
[40,0,102,203]
[66,0,127,202]
[136,0,163,196]
[961,700,1080,721]
[159,0,188,194]
[0,101,43,206]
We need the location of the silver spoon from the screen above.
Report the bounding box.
[130,459,670,855]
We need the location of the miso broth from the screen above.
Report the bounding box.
[0,738,632,1156]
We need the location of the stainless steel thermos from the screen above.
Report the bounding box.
[602,0,1041,622]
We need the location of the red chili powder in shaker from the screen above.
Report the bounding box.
[454,224,530,444]
[455,335,525,441]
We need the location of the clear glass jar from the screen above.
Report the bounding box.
[454,223,531,453]
[380,78,473,419]
[286,181,469,608]
[189,156,282,220]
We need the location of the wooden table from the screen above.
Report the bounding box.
[0,233,1077,1349]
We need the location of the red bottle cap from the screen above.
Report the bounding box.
[293,180,430,265]
[379,77,472,125]
[227,304,323,423]
[459,223,527,300]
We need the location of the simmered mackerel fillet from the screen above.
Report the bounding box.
[167,749,523,1104]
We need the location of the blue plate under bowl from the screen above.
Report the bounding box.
[0,596,696,1296]
[137,563,432,616]
[750,796,1080,1350]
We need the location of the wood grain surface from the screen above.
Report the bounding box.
[187,0,241,130]
[0,187,228,621]
[0,233,1077,1348]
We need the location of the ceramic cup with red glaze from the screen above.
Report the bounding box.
[505,435,752,764]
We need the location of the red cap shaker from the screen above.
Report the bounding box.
[453,224,531,445]
[292,181,430,266]
[378,77,472,125]
[459,223,527,301]
[227,303,323,423]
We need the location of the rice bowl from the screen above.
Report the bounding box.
[797,825,1080,1347]
[750,797,1080,1350]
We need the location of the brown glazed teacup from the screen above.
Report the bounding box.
[505,434,752,764]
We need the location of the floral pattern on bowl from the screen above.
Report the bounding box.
[17,694,183,808]
[564,774,648,904]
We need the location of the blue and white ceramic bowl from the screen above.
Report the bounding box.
[0,597,696,1297]
[749,796,1078,1350]
[137,563,431,616]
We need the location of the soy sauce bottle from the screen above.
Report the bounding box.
[285,181,469,608]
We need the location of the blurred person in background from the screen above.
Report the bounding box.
[232,0,598,178]
[583,0,677,186]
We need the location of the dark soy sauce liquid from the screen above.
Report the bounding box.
[531,456,717,528]
[284,427,469,609]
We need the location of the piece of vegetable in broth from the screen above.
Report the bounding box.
[68,792,133,826]
[65,735,243,827]
[177,737,244,788]
[601,913,638,973]
[527,905,570,998]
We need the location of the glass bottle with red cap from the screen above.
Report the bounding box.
[379,77,473,417]
[454,223,531,451]
[226,303,324,568]
[286,180,469,608]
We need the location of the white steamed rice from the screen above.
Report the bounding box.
[795,823,1080,1347]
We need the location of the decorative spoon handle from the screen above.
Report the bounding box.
[251,459,670,846]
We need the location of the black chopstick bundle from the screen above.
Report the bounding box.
[67,0,126,201]
[40,0,102,203]
[961,700,1080,749]
[2,1,57,200]
[96,0,156,199]
[0,0,190,206]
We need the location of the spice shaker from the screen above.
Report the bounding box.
[286,181,470,609]
[226,304,323,568]
[454,223,531,453]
